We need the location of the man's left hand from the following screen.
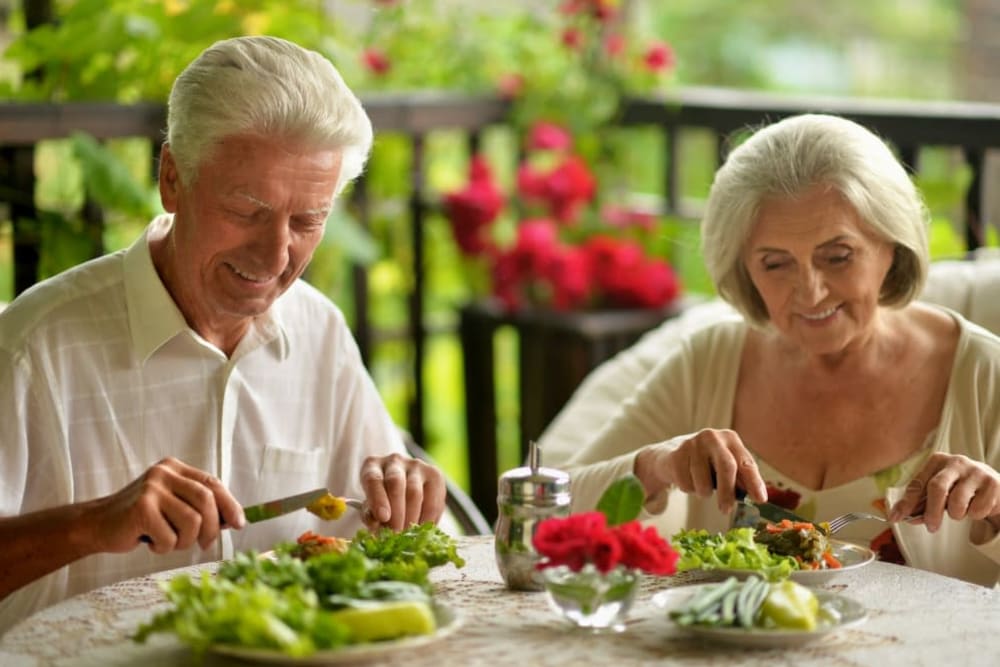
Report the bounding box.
[359,453,446,531]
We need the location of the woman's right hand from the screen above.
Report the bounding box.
[634,428,768,514]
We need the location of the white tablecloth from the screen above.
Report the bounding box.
[2,535,999,666]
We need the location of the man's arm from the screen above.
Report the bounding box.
[0,458,247,601]
[0,504,97,600]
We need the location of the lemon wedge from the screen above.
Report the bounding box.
[328,600,436,642]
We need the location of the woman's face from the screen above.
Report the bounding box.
[743,184,896,356]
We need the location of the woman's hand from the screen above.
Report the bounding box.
[634,428,768,514]
[890,453,1000,533]
[359,453,446,532]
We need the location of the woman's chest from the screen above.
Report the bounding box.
[732,383,940,490]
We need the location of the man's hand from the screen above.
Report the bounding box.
[85,457,244,554]
[359,453,446,531]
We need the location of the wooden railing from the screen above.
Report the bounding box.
[3,88,1000,520]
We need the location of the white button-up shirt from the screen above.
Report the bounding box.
[0,215,405,631]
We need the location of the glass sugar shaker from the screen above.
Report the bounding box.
[494,440,571,591]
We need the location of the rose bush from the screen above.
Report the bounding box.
[443,123,681,312]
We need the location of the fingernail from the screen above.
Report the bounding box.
[377,506,391,522]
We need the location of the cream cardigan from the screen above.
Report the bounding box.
[551,310,1000,586]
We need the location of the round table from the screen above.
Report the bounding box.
[2,535,999,666]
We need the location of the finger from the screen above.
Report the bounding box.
[944,476,979,522]
[690,454,714,498]
[144,490,202,551]
[889,456,946,522]
[403,467,424,528]
[922,468,960,533]
[381,459,408,531]
[169,474,224,548]
[665,449,694,494]
[710,456,740,513]
[419,468,447,524]
[736,456,767,503]
[360,457,393,525]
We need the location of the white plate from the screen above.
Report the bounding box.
[653,586,867,649]
[707,541,875,585]
[209,603,461,665]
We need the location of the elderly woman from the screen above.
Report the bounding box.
[560,114,1000,586]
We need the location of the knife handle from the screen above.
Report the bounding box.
[139,512,226,544]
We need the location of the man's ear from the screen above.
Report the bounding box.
[158,144,180,213]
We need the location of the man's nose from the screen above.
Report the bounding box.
[255,218,292,273]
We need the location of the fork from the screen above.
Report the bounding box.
[825,511,921,535]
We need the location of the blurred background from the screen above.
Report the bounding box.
[1,0,998,520]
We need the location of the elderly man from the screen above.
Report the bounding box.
[0,36,444,631]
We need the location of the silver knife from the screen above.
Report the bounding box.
[730,496,812,528]
[242,487,331,524]
[139,487,333,544]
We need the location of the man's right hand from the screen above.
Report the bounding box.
[85,457,244,554]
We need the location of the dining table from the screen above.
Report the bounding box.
[2,534,999,666]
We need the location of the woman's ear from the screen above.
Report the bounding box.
[158,145,180,213]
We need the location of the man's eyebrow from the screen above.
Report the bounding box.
[233,192,330,218]
[235,192,273,210]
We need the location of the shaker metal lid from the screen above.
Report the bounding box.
[498,440,571,504]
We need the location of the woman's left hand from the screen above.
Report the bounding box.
[889,453,1000,532]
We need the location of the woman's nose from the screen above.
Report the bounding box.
[795,266,828,304]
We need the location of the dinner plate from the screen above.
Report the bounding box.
[653,586,867,649]
[208,603,461,665]
[706,541,875,585]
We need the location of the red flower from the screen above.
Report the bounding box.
[561,27,584,51]
[517,156,596,223]
[642,41,675,72]
[533,511,609,571]
[440,133,683,314]
[443,156,504,256]
[362,48,391,75]
[528,122,573,152]
[533,512,679,575]
[544,246,591,310]
[603,33,626,58]
[615,521,680,575]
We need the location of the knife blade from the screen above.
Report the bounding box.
[242,487,330,524]
[730,496,812,528]
[711,469,812,528]
[139,488,337,544]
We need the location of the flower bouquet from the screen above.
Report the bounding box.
[532,475,679,632]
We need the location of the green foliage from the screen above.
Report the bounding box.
[0,0,347,102]
[596,475,646,526]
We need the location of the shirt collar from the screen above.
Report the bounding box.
[124,215,291,364]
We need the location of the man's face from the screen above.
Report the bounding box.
[158,134,342,340]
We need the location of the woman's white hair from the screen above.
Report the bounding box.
[700,113,930,327]
[166,35,373,197]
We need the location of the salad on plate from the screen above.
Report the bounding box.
[672,519,866,581]
[133,523,464,659]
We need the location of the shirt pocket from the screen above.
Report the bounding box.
[254,444,327,498]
